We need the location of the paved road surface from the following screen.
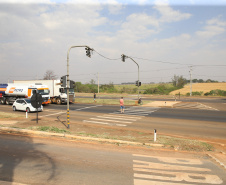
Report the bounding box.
[0,134,225,185]
[1,103,226,141]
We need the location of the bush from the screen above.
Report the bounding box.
[186,91,203,96]
[100,83,118,93]
[204,89,226,96]
[143,84,180,95]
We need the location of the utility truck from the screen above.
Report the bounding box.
[14,80,75,105]
[0,83,50,105]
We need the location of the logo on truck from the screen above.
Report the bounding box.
[8,87,16,93]
[14,89,23,92]
[8,87,23,93]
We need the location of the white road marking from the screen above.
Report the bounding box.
[39,112,64,117]
[125,110,155,114]
[101,114,142,119]
[75,105,102,111]
[133,161,210,172]
[133,154,203,165]
[83,120,110,125]
[90,118,132,124]
[133,154,223,185]
[122,112,149,116]
[109,113,145,117]
[134,171,222,184]
[198,103,219,111]
[82,107,159,127]
[96,116,138,121]
[134,179,195,185]
[83,120,127,127]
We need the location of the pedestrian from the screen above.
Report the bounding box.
[120,97,124,113]
[94,93,96,102]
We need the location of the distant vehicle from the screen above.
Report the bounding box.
[0,83,50,105]
[12,98,43,112]
[14,80,75,105]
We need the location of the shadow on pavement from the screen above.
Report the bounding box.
[0,134,56,184]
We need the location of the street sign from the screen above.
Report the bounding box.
[31,93,43,124]
[31,93,43,108]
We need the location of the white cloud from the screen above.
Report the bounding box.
[196,17,226,38]
[154,4,192,23]
[117,13,159,41]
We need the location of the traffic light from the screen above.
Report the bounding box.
[60,75,67,88]
[85,47,91,58]
[121,54,126,62]
[70,80,75,89]
[135,81,141,86]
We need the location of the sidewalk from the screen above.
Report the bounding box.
[142,100,180,107]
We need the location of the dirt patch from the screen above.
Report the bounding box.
[0,120,18,125]
[142,101,180,107]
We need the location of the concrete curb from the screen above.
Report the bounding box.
[207,153,226,170]
[0,127,164,148]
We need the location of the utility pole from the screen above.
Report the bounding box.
[98,72,99,94]
[121,54,140,99]
[189,66,192,96]
[66,45,93,129]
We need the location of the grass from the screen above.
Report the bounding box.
[76,131,213,152]
[157,136,213,152]
[34,126,71,134]
[0,112,23,118]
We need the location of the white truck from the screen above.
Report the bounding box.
[14,80,75,105]
[0,83,50,105]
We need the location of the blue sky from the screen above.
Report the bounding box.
[0,0,226,84]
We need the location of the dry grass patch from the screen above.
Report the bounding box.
[170,83,226,95]
[0,112,23,119]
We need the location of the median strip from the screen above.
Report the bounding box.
[0,126,163,147]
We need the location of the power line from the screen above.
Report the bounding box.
[93,49,121,61]
[93,50,226,67]
[129,56,192,66]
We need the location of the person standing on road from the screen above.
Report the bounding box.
[120,97,124,113]
[94,93,96,102]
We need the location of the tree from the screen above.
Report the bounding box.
[172,75,187,88]
[90,79,95,85]
[43,70,57,80]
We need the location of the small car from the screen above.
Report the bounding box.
[12,98,43,112]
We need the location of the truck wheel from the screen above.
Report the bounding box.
[26,108,30,113]
[1,99,6,104]
[6,99,10,105]
[56,98,62,105]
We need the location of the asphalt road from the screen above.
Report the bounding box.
[76,95,226,103]
[1,102,226,141]
[0,133,225,185]
[44,103,226,141]
[45,103,226,123]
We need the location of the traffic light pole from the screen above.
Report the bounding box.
[129,57,140,99]
[121,55,140,99]
[66,45,93,129]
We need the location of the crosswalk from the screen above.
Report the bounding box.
[173,102,218,111]
[83,107,159,127]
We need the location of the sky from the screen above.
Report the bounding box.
[0,0,226,85]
